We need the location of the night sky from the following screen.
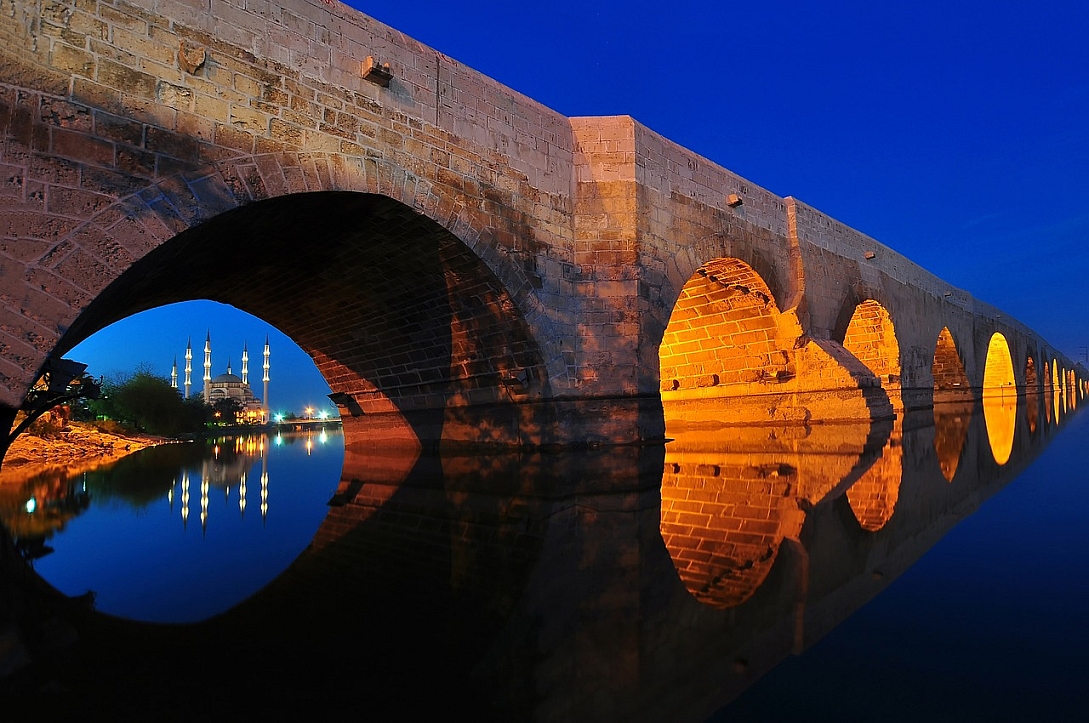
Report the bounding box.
[70,0,1089,409]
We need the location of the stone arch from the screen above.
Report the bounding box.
[658,257,892,426]
[932,326,970,404]
[842,300,901,383]
[1025,352,1040,434]
[659,258,796,395]
[1,152,567,410]
[983,333,1016,465]
[1043,356,1053,425]
[50,187,557,449]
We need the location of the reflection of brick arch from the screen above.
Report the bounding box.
[845,438,903,531]
[660,460,804,609]
[659,258,796,394]
[843,300,900,383]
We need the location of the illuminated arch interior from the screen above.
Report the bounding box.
[932,327,970,404]
[1025,355,1039,433]
[660,258,794,396]
[982,333,1016,465]
[843,300,901,384]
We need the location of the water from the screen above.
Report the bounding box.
[0,399,1086,722]
[2,427,343,623]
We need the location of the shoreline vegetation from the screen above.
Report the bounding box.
[0,420,171,485]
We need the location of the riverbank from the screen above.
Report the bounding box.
[0,422,168,484]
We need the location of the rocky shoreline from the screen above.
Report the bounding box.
[0,422,167,484]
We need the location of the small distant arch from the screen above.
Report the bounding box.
[932,327,970,404]
[982,332,1016,465]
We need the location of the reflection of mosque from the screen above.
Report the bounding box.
[166,429,332,533]
[170,333,270,424]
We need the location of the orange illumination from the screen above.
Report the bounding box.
[846,433,903,530]
[844,300,901,385]
[934,403,972,482]
[982,333,1015,465]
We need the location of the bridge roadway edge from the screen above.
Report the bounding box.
[0,0,1083,447]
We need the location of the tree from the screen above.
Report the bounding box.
[90,365,205,436]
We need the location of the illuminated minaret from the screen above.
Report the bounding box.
[203,331,212,402]
[184,337,192,400]
[170,357,178,390]
[241,343,249,385]
[262,336,270,423]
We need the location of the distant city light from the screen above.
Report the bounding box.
[25,497,37,514]
[318,410,329,420]
[274,413,284,423]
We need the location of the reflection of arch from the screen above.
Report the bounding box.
[842,300,901,409]
[845,434,903,530]
[983,333,1016,465]
[932,327,970,404]
[660,457,805,609]
[1053,360,1061,423]
[933,403,972,482]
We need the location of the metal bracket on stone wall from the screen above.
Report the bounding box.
[362,56,393,87]
[179,41,206,74]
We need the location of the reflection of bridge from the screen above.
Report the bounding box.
[5,395,1082,721]
[1,0,1087,451]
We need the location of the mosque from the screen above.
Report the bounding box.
[171,333,270,424]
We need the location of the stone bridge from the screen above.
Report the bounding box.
[1,0,1085,449]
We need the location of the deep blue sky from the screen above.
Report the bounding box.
[70,0,1089,404]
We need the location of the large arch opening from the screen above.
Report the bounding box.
[659,259,892,429]
[982,333,1016,465]
[51,192,552,450]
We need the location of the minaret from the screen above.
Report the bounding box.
[203,331,212,402]
[184,337,192,400]
[241,343,249,385]
[262,336,270,423]
[170,356,178,390]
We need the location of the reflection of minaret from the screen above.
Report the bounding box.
[170,357,178,390]
[181,471,190,530]
[260,446,268,525]
[200,475,209,536]
[241,343,249,385]
[184,337,192,400]
[203,331,212,402]
[262,336,270,423]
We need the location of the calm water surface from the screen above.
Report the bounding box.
[0,399,1086,722]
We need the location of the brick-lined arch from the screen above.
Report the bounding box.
[658,258,893,426]
[1043,357,1053,425]
[843,300,901,387]
[659,258,794,395]
[845,435,902,531]
[932,326,970,404]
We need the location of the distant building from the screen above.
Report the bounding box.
[171,332,270,424]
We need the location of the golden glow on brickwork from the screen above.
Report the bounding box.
[843,300,900,384]
[932,327,969,404]
[846,433,903,531]
[1043,359,1053,424]
[933,403,972,482]
[982,333,1016,465]
[660,259,794,397]
[1052,360,1061,423]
